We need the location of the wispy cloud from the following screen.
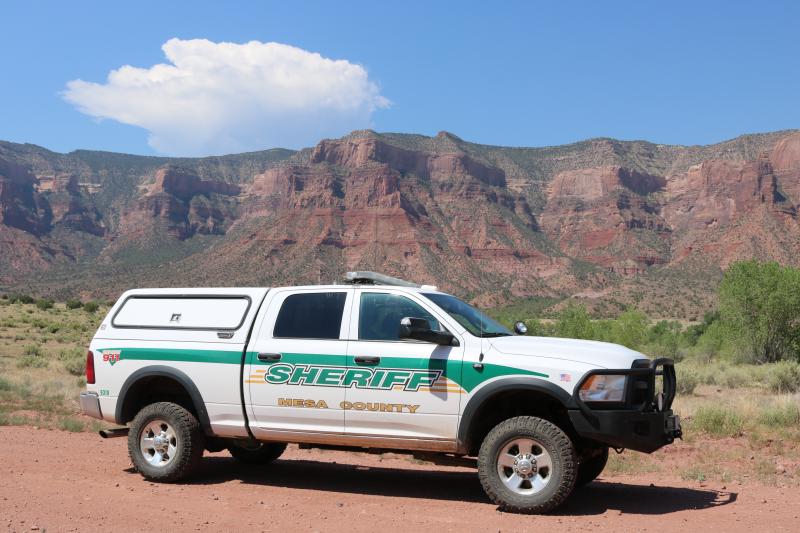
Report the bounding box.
[63,39,390,156]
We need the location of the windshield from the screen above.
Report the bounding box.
[422,293,512,338]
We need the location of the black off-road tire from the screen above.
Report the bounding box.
[128,402,205,482]
[576,447,609,487]
[227,441,287,464]
[478,416,577,513]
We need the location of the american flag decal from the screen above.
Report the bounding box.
[560,373,571,382]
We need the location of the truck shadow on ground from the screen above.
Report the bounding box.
[171,456,737,515]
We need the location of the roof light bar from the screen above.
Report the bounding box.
[344,271,420,287]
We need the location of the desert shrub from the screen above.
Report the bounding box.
[17,344,48,369]
[60,347,86,376]
[766,361,800,393]
[58,418,85,432]
[35,299,54,311]
[691,405,745,437]
[0,376,11,391]
[718,260,800,363]
[65,299,83,310]
[83,301,99,313]
[10,294,34,304]
[675,366,699,395]
[717,366,755,389]
[758,400,800,428]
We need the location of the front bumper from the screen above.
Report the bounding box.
[569,408,681,453]
[80,392,103,420]
[570,358,683,453]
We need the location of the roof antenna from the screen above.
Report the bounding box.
[373,204,379,272]
[475,301,485,370]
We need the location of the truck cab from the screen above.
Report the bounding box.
[80,272,681,513]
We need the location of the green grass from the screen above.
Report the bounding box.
[690,405,745,437]
[758,400,800,428]
[766,362,800,393]
[58,418,85,432]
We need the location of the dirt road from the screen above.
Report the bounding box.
[0,427,798,532]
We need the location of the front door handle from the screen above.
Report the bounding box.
[354,356,380,365]
[257,352,282,362]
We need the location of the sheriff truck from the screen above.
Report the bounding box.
[80,272,681,513]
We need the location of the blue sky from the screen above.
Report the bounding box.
[2,1,798,156]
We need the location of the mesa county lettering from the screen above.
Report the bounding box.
[278,398,420,413]
[264,363,441,391]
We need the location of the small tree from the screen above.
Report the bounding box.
[609,308,649,350]
[719,260,800,363]
[554,304,596,340]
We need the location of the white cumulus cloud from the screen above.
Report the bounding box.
[63,39,390,155]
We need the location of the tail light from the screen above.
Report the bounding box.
[86,350,95,384]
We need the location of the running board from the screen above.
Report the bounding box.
[99,427,129,439]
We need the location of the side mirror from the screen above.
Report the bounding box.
[513,321,528,335]
[399,317,458,346]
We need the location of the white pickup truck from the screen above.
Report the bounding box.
[80,271,681,513]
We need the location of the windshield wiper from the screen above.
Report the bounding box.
[480,332,512,338]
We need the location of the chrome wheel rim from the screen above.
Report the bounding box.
[139,419,178,468]
[496,437,553,495]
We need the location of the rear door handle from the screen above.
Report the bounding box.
[354,356,380,365]
[257,352,282,362]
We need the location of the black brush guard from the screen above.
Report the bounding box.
[568,358,683,453]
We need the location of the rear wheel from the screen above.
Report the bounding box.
[227,441,287,464]
[477,416,577,513]
[576,447,609,487]
[128,402,205,482]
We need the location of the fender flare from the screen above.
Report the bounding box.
[457,376,576,453]
[115,365,212,435]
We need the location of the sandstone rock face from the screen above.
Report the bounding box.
[769,132,800,209]
[0,158,50,234]
[125,166,241,239]
[1,129,799,315]
[540,166,668,272]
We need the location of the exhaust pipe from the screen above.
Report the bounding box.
[99,427,129,439]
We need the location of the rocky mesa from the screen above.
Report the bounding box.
[0,129,798,317]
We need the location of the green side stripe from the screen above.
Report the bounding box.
[106,348,549,393]
[106,347,242,364]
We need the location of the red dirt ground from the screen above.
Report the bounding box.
[1,427,798,532]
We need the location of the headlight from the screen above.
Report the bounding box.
[578,374,627,402]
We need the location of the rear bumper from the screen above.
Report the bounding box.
[570,358,682,453]
[569,408,681,453]
[80,392,103,420]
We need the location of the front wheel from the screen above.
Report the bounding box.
[227,441,287,464]
[128,402,205,482]
[477,416,577,513]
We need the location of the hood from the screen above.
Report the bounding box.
[489,335,644,369]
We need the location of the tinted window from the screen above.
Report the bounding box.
[423,293,511,337]
[359,293,441,341]
[274,292,347,339]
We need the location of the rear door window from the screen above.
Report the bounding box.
[273,292,347,339]
[112,296,251,330]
